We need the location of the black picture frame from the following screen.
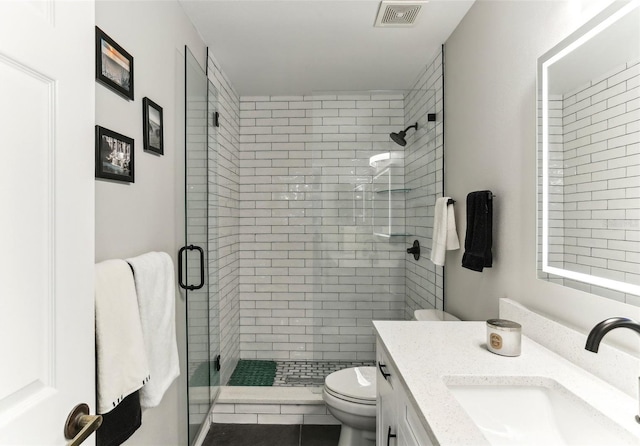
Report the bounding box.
[95,27,134,100]
[95,126,135,183]
[143,97,164,155]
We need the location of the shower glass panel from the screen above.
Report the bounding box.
[306,91,408,365]
[184,46,219,444]
[303,81,441,365]
[235,79,441,385]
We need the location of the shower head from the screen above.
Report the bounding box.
[390,123,418,146]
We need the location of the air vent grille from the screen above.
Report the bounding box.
[374,1,427,27]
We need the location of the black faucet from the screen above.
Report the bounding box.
[585,317,640,424]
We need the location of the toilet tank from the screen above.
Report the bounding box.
[414,309,460,321]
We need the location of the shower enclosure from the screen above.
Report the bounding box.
[183,46,444,442]
[183,46,220,444]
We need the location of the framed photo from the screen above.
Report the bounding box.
[95,27,134,100]
[143,97,163,155]
[95,126,135,183]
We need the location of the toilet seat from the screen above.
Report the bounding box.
[324,367,376,405]
[324,386,376,405]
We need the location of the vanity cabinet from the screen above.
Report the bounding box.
[376,341,434,446]
[376,343,397,446]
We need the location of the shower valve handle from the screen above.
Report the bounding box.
[407,240,420,261]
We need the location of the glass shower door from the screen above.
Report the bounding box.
[183,46,220,445]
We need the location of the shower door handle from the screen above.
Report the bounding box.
[178,244,205,290]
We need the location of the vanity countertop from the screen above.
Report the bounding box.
[373,321,640,445]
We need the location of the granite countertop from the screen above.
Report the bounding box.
[373,321,640,445]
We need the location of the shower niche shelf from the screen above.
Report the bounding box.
[373,232,412,238]
[376,188,412,194]
[372,166,407,238]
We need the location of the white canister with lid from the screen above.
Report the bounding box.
[486,319,521,357]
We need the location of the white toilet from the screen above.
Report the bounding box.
[323,366,377,446]
[323,309,460,446]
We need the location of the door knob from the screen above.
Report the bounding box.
[64,403,102,446]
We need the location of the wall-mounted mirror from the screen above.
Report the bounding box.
[537,1,640,304]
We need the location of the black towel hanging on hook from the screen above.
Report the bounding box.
[462,190,493,272]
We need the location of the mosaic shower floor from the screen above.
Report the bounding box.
[189,359,375,387]
[273,360,375,387]
[229,360,277,386]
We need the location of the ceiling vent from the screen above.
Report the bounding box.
[374,1,428,27]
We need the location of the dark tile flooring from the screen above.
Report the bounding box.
[203,423,341,446]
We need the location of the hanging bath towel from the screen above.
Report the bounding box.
[126,252,180,409]
[96,390,142,446]
[430,197,460,266]
[95,259,150,415]
[462,191,493,272]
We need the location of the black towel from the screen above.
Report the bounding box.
[462,191,493,272]
[96,390,142,446]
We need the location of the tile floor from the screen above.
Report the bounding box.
[274,361,375,387]
[202,423,341,446]
[189,360,376,388]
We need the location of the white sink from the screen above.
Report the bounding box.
[446,377,639,445]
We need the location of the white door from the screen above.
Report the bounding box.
[0,1,96,445]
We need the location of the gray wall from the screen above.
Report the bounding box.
[444,0,640,350]
[95,1,206,444]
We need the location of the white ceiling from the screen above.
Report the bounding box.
[179,0,475,96]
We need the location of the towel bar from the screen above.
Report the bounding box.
[446,194,495,206]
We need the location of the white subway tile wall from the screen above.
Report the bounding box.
[238,51,445,361]
[185,70,211,382]
[549,61,640,303]
[239,93,409,361]
[211,402,338,425]
[189,50,446,375]
[540,95,567,287]
[189,402,211,429]
[207,84,221,384]
[208,54,242,385]
[404,50,445,318]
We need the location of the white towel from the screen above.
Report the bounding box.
[126,252,180,409]
[430,197,461,266]
[95,260,150,414]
